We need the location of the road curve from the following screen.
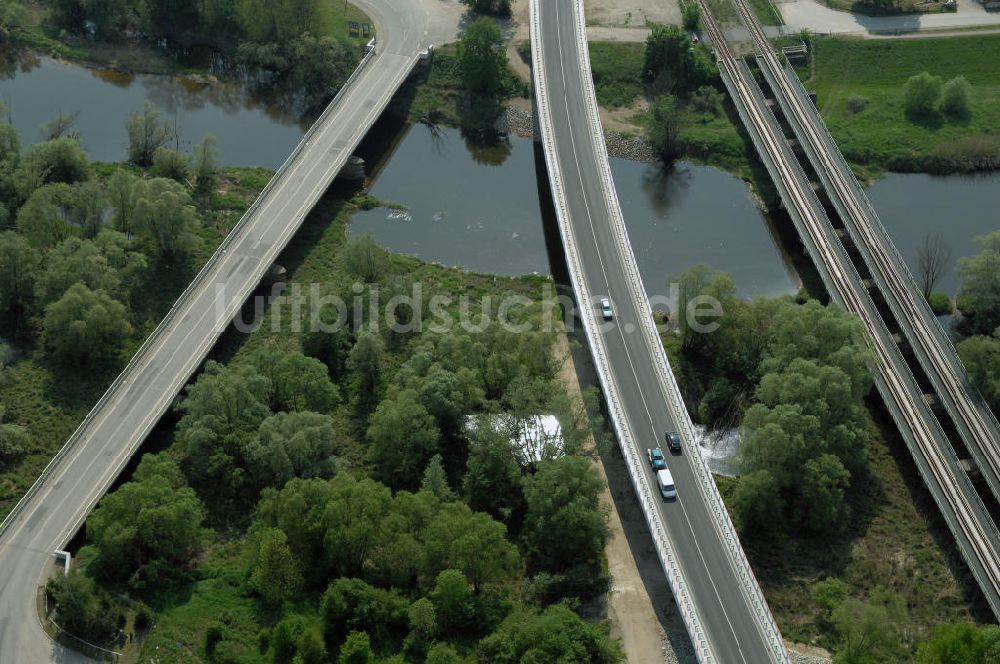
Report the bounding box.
[0,1,463,660]
[532,0,788,661]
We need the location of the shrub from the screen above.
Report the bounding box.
[903,71,942,117]
[941,75,971,118]
[690,85,723,117]
[152,147,190,181]
[846,95,868,115]
[682,3,701,30]
[927,292,952,316]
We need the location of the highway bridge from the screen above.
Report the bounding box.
[0,1,461,660]
[697,0,1000,616]
[735,0,1000,533]
[530,0,789,661]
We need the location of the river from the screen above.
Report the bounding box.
[0,56,306,168]
[0,56,996,299]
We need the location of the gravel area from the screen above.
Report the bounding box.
[499,104,659,163]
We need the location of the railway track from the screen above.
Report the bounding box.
[733,0,1000,514]
[697,0,1000,615]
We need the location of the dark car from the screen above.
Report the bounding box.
[666,431,682,454]
[647,447,666,470]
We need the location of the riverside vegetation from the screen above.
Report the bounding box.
[14,102,622,664]
[44,207,623,662]
[5,0,370,117]
[666,265,998,661]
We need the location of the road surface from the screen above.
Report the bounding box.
[533,0,787,660]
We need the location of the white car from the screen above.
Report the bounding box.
[600,297,613,320]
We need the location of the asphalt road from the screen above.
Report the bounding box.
[535,1,778,661]
[0,0,463,660]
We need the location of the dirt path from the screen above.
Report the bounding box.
[554,316,697,664]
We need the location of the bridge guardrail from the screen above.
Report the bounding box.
[528,0,716,661]
[0,45,381,545]
[562,4,789,659]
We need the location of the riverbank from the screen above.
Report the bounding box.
[11,0,373,116]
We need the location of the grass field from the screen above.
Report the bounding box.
[589,42,645,108]
[316,0,374,49]
[748,0,784,26]
[805,35,1000,174]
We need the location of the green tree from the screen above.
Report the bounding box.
[321,577,409,647]
[648,95,682,162]
[0,422,27,469]
[682,2,700,30]
[904,71,943,117]
[190,134,219,188]
[132,177,201,259]
[303,304,352,379]
[459,17,507,95]
[423,503,520,593]
[126,100,175,166]
[916,622,988,663]
[957,231,1000,335]
[251,347,340,413]
[86,453,207,584]
[286,35,356,108]
[341,234,385,284]
[731,469,783,534]
[249,527,303,604]
[477,603,622,663]
[43,283,131,367]
[425,642,463,664]
[15,137,90,198]
[151,146,189,181]
[46,570,120,643]
[322,473,393,576]
[245,411,339,488]
[349,329,384,405]
[16,183,83,247]
[521,456,607,574]
[801,453,851,532]
[255,477,336,572]
[0,230,38,316]
[463,418,525,525]
[643,23,714,94]
[957,328,1000,417]
[941,75,971,118]
[831,595,904,664]
[460,0,511,16]
[429,569,476,635]
[298,626,328,664]
[36,237,120,305]
[107,169,140,235]
[420,453,456,501]
[175,360,271,487]
[762,300,871,399]
[338,631,375,664]
[403,597,437,657]
[367,388,441,488]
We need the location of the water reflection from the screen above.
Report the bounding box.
[0,56,308,166]
[868,172,1000,296]
[351,123,799,299]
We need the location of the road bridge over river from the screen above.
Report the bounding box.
[0,1,461,660]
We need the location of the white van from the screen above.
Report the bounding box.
[656,468,676,500]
